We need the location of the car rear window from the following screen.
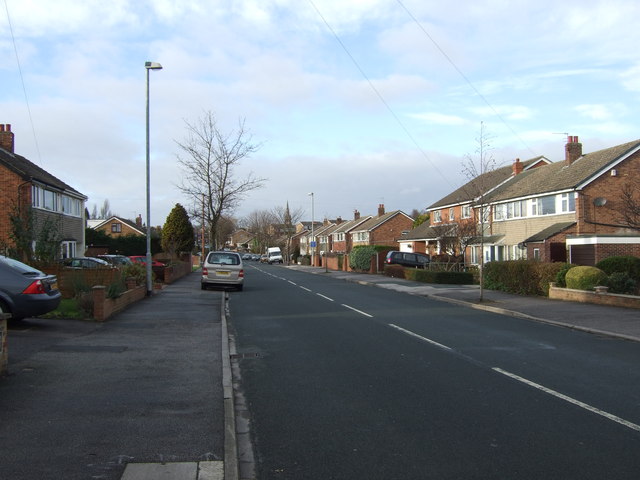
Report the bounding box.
[208,253,240,265]
[0,256,43,275]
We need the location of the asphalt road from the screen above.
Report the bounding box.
[0,273,224,480]
[229,263,640,480]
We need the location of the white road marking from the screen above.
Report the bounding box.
[299,286,312,292]
[316,293,334,302]
[288,280,297,286]
[388,324,452,351]
[341,304,373,317]
[493,367,640,432]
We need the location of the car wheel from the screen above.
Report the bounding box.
[237,284,244,291]
[201,283,206,290]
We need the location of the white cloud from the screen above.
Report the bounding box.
[408,112,467,126]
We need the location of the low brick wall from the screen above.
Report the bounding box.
[549,286,640,309]
[92,280,146,322]
[163,261,192,284]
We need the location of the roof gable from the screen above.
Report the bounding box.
[0,147,86,198]
[486,140,640,203]
[352,210,411,232]
[428,156,549,210]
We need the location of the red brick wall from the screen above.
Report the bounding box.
[370,214,413,246]
[0,167,30,248]
[596,244,640,263]
[578,152,640,234]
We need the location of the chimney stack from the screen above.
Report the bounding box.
[565,135,582,166]
[336,216,343,224]
[512,158,523,175]
[354,209,360,220]
[378,204,385,216]
[0,124,14,153]
[136,214,142,227]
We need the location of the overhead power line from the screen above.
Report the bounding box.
[396,0,536,157]
[307,0,455,191]
[4,0,42,164]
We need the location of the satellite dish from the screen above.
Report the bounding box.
[593,197,607,206]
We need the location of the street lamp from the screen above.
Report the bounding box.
[145,61,162,296]
[308,192,314,265]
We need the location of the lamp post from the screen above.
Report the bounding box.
[145,61,162,296]
[308,192,314,265]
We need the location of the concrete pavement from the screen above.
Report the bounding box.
[286,265,640,343]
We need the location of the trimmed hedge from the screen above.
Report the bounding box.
[565,266,608,291]
[403,268,474,285]
[483,260,567,296]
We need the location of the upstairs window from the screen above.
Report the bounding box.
[111,223,122,233]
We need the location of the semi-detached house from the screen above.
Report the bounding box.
[0,124,87,259]
[418,136,640,266]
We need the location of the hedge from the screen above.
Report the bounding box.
[483,260,567,296]
[402,268,474,285]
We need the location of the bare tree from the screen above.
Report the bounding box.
[271,202,305,264]
[243,209,277,253]
[176,111,265,251]
[620,178,640,230]
[461,122,496,302]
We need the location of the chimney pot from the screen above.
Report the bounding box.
[0,123,15,153]
[565,135,582,165]
[512,157,523,175]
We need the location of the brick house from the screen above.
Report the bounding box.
[330,211,371,254]
[423,136,640,266]
[480,136,640,265]
[349,204,413,248]
[420,156,551,257]
[92,215,145,238]
[0,124,87,259]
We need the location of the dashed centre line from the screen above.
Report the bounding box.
[493,367,640,433]
[341,304,373,318]
[316,293,334,302]
[389,324,452,351]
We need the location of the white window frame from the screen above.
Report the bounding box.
[433,210,442,223]
[461,205,471,219]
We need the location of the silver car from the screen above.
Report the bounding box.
[201,251,244,291]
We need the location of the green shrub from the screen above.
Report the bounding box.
[565,266,608,291]
[534,262,568,295]
[555,263,575,288]
[383,265,405,278]
[404,268,473,285]
[349,245,377,271]
[483,260,567,296]
[596,256,640,282]
[122,263,149,285]
[606,272,638,295]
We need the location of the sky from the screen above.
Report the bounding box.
[2,0,640,226]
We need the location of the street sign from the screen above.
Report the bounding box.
[310,241,317,248]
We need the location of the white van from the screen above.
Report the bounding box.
[267,247,283,264]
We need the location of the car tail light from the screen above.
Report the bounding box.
[22,280,47,294]
[202,267,208,275]
[239,269,244,278]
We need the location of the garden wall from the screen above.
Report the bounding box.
[549,285,640,309]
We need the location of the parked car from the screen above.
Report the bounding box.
[0,255,61,321]
[59,257,112,269]
[259,254,268,263]
[201,251,244,291]
[129,256,165,267]
[385,251,430,269]
[96,254,133,266]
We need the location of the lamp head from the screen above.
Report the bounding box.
[145,61,163,70]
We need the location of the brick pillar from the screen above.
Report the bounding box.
[92,286,106,322]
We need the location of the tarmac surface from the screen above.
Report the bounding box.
[1,267,639,480]
[287,265,640,343]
